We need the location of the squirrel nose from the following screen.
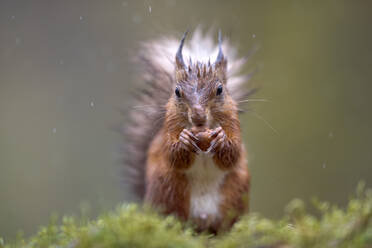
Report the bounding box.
[191,105,206,127]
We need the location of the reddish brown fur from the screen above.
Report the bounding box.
[144,54,250,232]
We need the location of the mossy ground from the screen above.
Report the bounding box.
[1,183,371,248]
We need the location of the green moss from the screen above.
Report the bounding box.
[1,184,371,248]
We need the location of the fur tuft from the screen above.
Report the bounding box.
[123,28,255,199]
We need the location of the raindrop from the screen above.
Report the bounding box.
[90,101,94,107]
[132,14,142,24]
[328,131,333,138]
[11,15,15,20]
[148,6,152,13]
[322,163,326,169]
[252,34,256,39]
[52,128,57,134]
[79,16,83,21]
[59,59,64,65]
[15,37,21,45]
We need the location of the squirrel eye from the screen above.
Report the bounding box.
[175,87,181,98]
[216,85,223,96]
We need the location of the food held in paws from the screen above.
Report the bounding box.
[191,127,213,151]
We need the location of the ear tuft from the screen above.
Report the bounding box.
[175,31,188,70]
[214,30,227,83]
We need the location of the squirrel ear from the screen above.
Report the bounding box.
[215,30,227,83]
[215,30,225,65]
[175,31,188,70]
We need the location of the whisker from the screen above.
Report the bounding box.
[133,109,167,115]
[149,116,167,136]
[249,110,278,135]
[239,98,270,103]
[152,115,166,126]
[132,104,165,109]
[131,104,167,114]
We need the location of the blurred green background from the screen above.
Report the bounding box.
[1,0,371,240]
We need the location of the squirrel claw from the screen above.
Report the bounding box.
[183,129,199,141]
[206,128,226,154]
[210,126,223,138]
[179,129,202,153]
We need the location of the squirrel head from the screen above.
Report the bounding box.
[166,31,238,132]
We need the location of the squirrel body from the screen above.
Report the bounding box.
[146,128,249,232]
[124,29,254,232]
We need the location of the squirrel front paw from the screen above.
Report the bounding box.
[179,129,201,153]
[206,127,227,154]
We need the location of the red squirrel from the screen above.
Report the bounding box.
[124,29,255,233]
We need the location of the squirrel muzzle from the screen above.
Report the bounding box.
[190,104,207,127]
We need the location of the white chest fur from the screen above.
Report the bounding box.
[186,154,227,221]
